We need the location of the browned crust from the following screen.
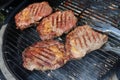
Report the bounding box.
[22,40,70,71]
[15,1,52,30]
[65,25,108,59]
[37,10,77,40]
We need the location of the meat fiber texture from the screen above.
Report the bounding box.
[65,25,108,59]
[15,1,52,30]
[37,10,77,40]
[22,40,69,71]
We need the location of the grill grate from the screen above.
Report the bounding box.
[79,0,120,28]
[2,0,120,80]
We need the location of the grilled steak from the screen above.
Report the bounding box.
[37,10,77,40]
[15,1,52,30]
[65,25,108,59]
[22,40,69,71]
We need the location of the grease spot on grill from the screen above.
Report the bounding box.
[47,73,51,77]
[104,64,108,67]
[68,75,75,80]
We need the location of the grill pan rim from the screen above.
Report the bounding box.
[2,0,28,80]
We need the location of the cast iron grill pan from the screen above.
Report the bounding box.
[2,0,120,80]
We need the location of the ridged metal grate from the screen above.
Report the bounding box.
[2,0,120,80]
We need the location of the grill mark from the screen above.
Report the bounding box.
[39,50,54,61]
[37,52,52,64]
[36,62,44,67]
[65,12,67,27]
[74,38,77,46]
[58,12,61,22]
[57,13,61,28]
[92,31,96,42]
[39,4,43,16]
[82,27,88,47]
[69,11,73,26]
[96,32,101,40]
[67,12,71,26]
[54,14,57,30]
[40,4,45,15]
[36,4,42,16]
[94,32,99,42]
[68,16,71,26]
[61,12,63,28]
[78,38,83,48]
[46,48,56,56]
[44,5,48,16]
[75,38,81,49]
[60,13,62,29]
[66,12,69,27]
[83,35,88,47]
[82,26,86,33]
[34,4,40,16]
[81,34,86,48]
[71,13,75,26]
[31,54,44,66]
[42,4,46,15]
[62,12,65,28]
[38,49,54,62]
[65,12,69,29]
[30,53,50,66]
[76,29,83,48]
[31,4,37,16]
[29,5,34,14]
[78,37,83,48]
[57,14,60,28]
[56,14,59,28]
[86,30,91,43]
[40,48,55,60]
[52,15,54,26]
[42,41,59,48]
[80,27,84,35]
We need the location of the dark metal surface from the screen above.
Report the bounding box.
[2,0,120,80]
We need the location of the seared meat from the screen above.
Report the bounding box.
[22,40,69,71]
[37,10,77,40]
[65,25,108,59]
[15,1,52,30]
